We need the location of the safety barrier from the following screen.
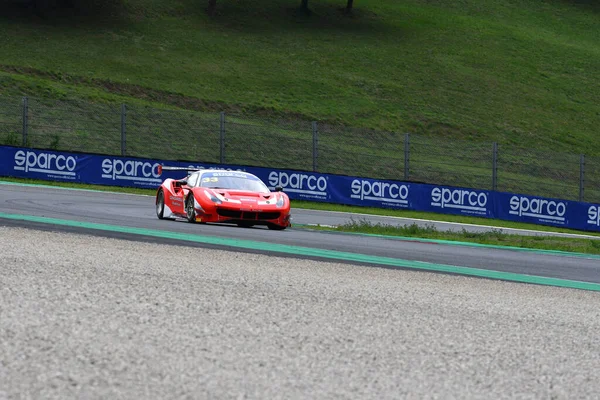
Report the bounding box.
[2,145,599,233]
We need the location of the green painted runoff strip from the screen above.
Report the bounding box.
[1,212,600,292]
[293,224,600,260]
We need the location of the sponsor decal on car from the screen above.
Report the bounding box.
[13,150,77,180]
[186,164,246,172]
[350,179,409,206]
[431,187,488,215]
[101,159,162,183]
[509,195,566,223]
[206,171,250,179]
[169,195,183,206]
[267,171,328,199]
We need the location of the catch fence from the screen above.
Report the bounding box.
[1,95,598,203]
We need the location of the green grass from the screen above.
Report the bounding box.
[306,219,600,255]
[292,198,600,237]
[3,177,600,238]
[1,0,598,146]
[1,0,600,201]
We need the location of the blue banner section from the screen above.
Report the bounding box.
[1,145,599,232]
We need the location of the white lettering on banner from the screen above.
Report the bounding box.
[587,205,600,227]
[509,195,567,222]
[13,150,77,177]
[101,159,162,183]
[267,171,327,197]
[350,179,409,205]
[430,187,488,213]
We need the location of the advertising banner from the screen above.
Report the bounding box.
[417,184,492,218]
[494,192,570,227]
[1,145,599,233]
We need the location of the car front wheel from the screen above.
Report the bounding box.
[156,189,165,220]
[186,194,196,223]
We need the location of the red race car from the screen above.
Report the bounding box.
[155,166,291,230]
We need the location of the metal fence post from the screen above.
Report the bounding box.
[492,142,498,191]
[579,154,585,202]
[120,104,127,156]
[312,121,318,172]
[22,96,29,147]
[404,133,410,181]
[219,112,225,164]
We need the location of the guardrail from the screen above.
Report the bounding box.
[2,145,599,233]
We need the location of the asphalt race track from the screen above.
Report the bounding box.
[1,182,599,285]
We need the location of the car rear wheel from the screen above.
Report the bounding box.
[156,189,165,220]
[185,194,196,223]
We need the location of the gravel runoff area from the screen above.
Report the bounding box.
[1,227,600,399]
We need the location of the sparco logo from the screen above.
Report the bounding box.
[431,188,488,212]
[509,196,566,222]
[351,179,409,205]
[268,171,327,196]
[587,205,600,227]
[14,150,77,176]
[101,159,162,183]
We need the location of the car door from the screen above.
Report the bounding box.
[172,173,196,214]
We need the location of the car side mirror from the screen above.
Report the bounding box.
[178,180,188,186]
[275,186,283,192]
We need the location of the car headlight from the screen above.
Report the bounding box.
[276,195,285,208]
[204,190,222,205]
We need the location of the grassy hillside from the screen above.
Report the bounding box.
[1,0,599,199]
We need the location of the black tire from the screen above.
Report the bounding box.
[156,189,165,220]
[267,223,287,231]
[185,194,196,223]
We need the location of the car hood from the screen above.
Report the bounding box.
[202,188,279,205]
[211,189,272,198]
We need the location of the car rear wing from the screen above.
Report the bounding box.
[157,165,202,176]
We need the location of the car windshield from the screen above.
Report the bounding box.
[198,171,270,192]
